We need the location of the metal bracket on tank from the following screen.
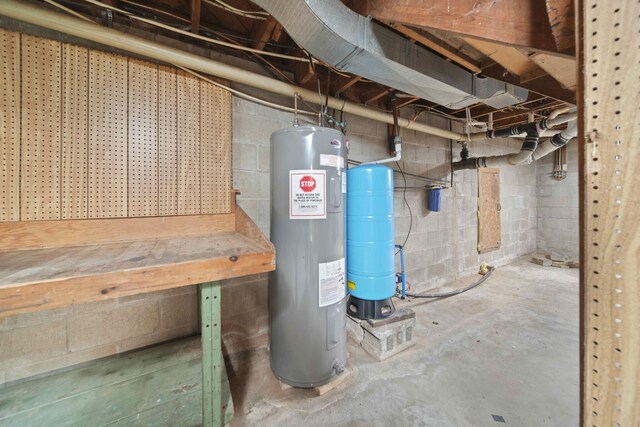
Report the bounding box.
[347,295,396,320]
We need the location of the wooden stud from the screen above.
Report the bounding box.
[529,52,577,90]
[334,75,362,94]
[580,0,640,425]
[200,281,223,427]
[250,16,278,50]
[190,0,202,34]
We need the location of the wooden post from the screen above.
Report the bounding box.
[200,281,223,427]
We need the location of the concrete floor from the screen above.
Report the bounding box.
[225,257,579,427]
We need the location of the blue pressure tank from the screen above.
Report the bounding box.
[346,164,396,319]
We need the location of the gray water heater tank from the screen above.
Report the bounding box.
[269,125,347,388]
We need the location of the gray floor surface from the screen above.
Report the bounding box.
[226,257,579,427]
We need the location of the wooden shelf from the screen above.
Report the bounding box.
[0,207,274,317]
[0,336,234,426]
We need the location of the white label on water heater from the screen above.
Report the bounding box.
[320,154,344,169]
[289,170,326,219]
[319,257,346,307]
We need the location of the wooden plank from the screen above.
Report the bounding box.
[191,0,201,34]
[0,213,235,250]
[529,52,577,90]
[200,82,232,214]
[0,233,265,287]
[545,0,575,54]
[158,65,179,216]
[20,34,62,221]
[389,23,482,73]
[61,43,89,219]
[250,16,278,50]
[200,281,225,427]
[128,58,159,216]
[580,0,640,425]
[0,244,274,317]
[464,37,544,80]
[477,168,501,253]
[177,70,201,215]
[0,29,20,222]
[88,50,128,218]
[0,337,234,426]
[356,0,560,54]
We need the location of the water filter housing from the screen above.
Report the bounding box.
[346,164,396,319]
[269,126,347,388]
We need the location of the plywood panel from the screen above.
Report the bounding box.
[0,29,20,222]
[200,83,232,214]
[61,43,88,219]
[581,0,640,425]
[158,65,178,216]
[88,50,128,218]
[128,59,158,217]
[177,70,200,215]
[20,34,61,221]
[477,168,501,253]
[0,31,232,222]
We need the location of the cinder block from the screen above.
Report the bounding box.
[346,316,364,344]
[7,319,67,365]
[355,310,417,361]
[232,142,257,171]
[67,301,159,352]
[233,170,261,198]
[258,145,270,172]
[159,293,197,330]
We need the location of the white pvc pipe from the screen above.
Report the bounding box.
[0,0,466,141]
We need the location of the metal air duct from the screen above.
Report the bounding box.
[251,0,528,109]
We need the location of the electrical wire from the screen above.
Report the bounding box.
[403,267,494,299]
[79,0,312,62]
[43,0,93,22]
[202,0,269,20]
[176,65,318,116]
[395,161,412,254]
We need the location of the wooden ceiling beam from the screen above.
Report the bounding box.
[396,95,421,109]
[352,0,564,55]
[364,88,392,105]
[545,0,575,55]
[190,0,201,34]
[389,23,482,73]
[334,75,362,94]
[481,63,576,104]
[250,16,278,50]
[464,37,546,80]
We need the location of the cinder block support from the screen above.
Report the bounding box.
[347,308,417,361]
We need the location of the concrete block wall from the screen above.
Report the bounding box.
[348,115,537,292]
[0,91,543,386]
[0,287,198,385]
[536,141,580,258]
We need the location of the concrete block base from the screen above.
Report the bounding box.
[347,308,417,361]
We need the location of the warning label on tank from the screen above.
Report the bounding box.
[289,170,326,219]
[319,258,346,307]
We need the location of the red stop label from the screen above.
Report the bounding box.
[299,176,316,192]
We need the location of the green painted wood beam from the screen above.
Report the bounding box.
[200,281,224,427]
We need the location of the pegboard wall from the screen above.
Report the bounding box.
[581,0,640,426]
[0,30,232,221]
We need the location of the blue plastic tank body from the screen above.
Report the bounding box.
[346,164,395,301]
